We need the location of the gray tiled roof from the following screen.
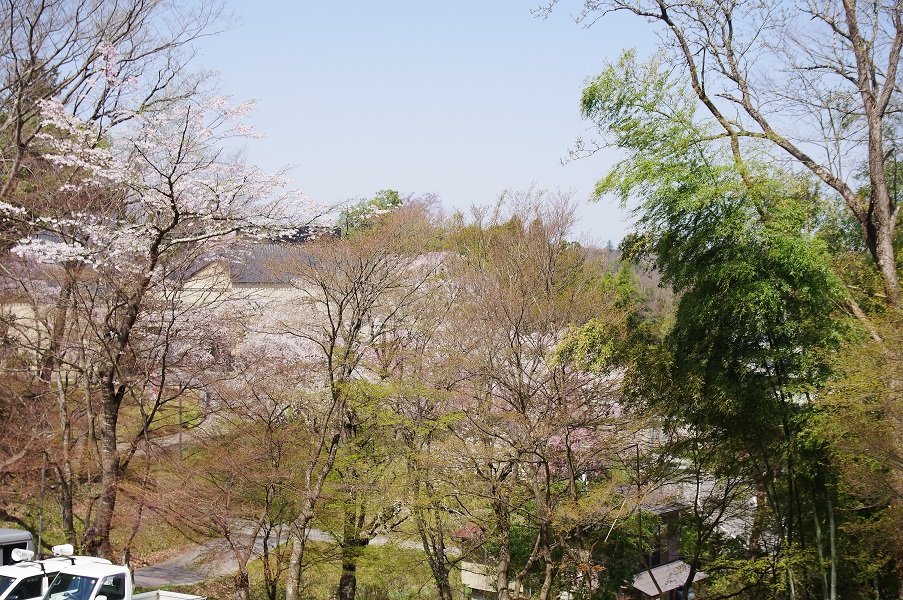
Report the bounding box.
[230,243,310,284]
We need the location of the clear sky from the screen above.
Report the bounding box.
[195,1,657,244]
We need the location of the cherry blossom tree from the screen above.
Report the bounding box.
[0,0,234,511]
[0,0,227,207]
[163,327,317,600]
[1,72,315,557]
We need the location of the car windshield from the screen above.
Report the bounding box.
[0,576,15,596]
[45,574,97,600]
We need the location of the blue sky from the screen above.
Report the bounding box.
[196,1,656,244]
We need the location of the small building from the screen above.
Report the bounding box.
[460,561,531,599]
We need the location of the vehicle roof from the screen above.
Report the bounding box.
[0,530,32,544]
[0,557,111,579]
[56,562,125,579]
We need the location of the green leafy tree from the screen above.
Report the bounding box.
[337,189,403,236]
[276,203,443,600]
[574,52,874,598]
[542,0,903,305]
[814,308,903,596]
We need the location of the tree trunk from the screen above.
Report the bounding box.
[83,376,122,558]
[863,113,901,306]
[409,463,455,600]
[787,566,797,600]
[285,428,342,600]
[811,483,829,600]
[337,497,370,600]
[39,275,75,383]
[261,524,281,600]
[895,499,903,600]
[493,498,511,600]
[233,570,250,600]
[415,502,455,600]
[749,479,767,554]
[537,559,556,600]
[337,552,360,600]
[285,513,312,600]
[827,493,836,600]
[54,382,76,547]
[56,479,75,547]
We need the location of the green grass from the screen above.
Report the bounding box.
[159,539,452,599]
[238,540,450,600]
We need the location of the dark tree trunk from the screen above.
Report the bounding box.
[337,538,370,600]
[337,557,359,600]
[493,497,511,600]
[415,502,455,600]
[84,374,123,559]
[337,498,370,600]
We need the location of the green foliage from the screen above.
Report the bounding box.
[582,51,715,206]
[575,49,895,598]
[446,214,527,259]
[237,541,441,600]
[320,541,441,600]
[809,308,903,588]
[663,194,844,437]
[554,317,624,374]
[593,522,644,598]
[552,264,644,373]
[584,51,845,432]
[338,189,403,236]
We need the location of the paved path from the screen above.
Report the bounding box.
[133,527,334,587]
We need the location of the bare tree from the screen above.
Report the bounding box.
[271,205,443,600]
[443,190,631,599]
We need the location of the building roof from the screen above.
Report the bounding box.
[185,240,317,286]
[632,561,707,596]
[230,243,290,284]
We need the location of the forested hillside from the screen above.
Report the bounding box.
[0,1,901,600]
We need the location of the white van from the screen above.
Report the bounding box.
[0,546,110,600]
